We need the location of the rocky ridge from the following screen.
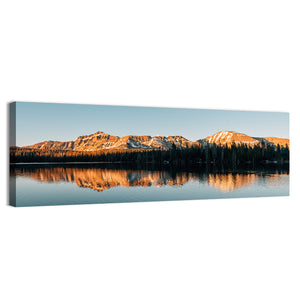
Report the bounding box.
[23,130,289,151]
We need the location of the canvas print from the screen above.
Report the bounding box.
[9,102,289,207]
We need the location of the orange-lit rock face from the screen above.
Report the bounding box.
[205,130,290,148]
[23,130,289,151]
[263,137,290,148]
[26,131,201,151]
[205,131,260,147]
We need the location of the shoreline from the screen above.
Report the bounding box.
[10,160,290,165]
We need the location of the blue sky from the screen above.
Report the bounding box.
[14,102,289,146]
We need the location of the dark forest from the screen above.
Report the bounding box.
[10,142,289,169]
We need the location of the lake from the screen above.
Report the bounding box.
[9,163,289,207]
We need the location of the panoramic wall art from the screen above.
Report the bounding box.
[9,102,289,207]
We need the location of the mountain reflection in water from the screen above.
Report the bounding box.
[11,164,289,193]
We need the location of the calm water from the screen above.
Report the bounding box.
[10,164,289,207]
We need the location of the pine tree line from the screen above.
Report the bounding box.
[10,142,289,168]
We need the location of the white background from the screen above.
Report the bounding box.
[1,1,299,299]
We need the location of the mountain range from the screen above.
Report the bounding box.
[22,130,289,152]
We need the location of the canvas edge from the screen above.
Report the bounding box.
[8,102,16,207]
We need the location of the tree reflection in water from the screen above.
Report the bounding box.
[10,163,289,193]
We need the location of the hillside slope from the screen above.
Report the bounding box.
[22,130,289,151]
[26,131,201,151]
[203,131,289,148]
